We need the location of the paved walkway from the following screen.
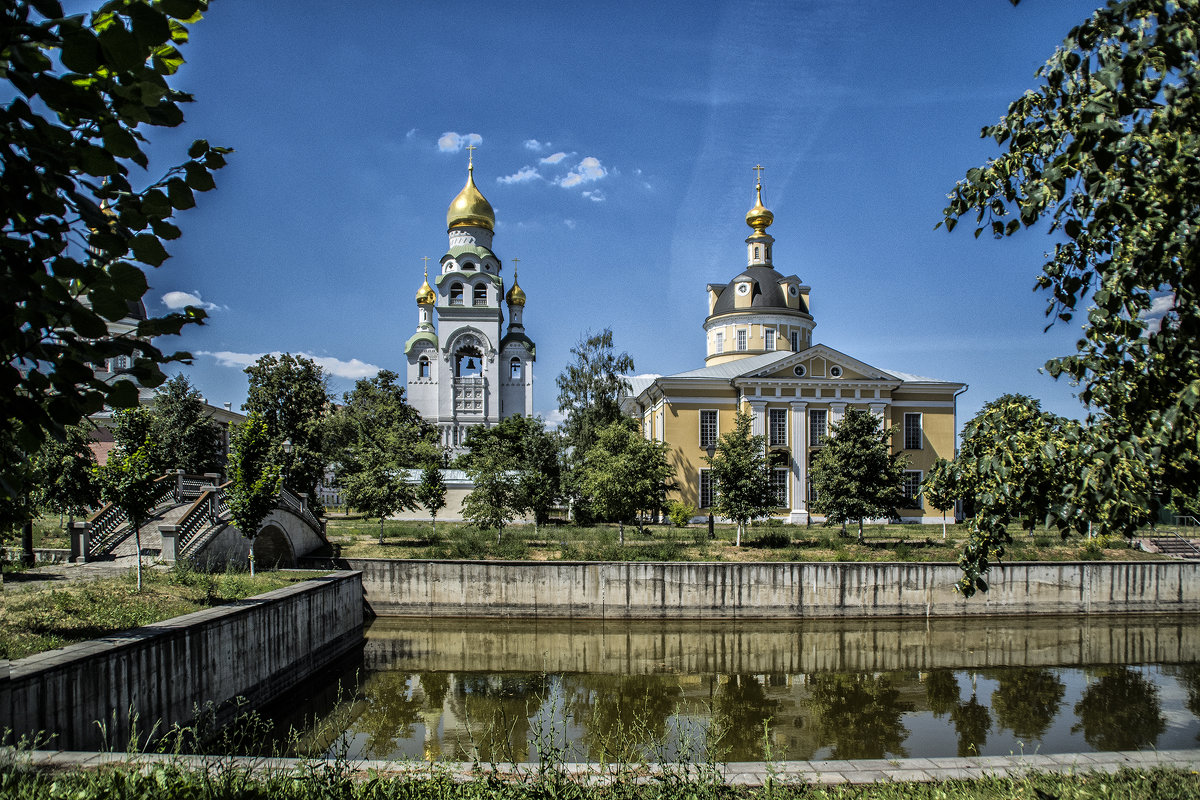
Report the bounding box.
[11,748,1200,785]
[1,556,165,594]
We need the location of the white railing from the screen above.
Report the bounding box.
[453,376,485,415]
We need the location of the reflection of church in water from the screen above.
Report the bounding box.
[405,153,535,450]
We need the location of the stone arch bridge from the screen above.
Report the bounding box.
[71,471,326,569]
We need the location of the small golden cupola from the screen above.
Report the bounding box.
[415,265,436,305]
[446,151,495,231]
[745,177,774,234]
[505,269,526,307]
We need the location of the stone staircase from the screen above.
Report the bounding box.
[109,503,193,558]
[1149,536,1200,559]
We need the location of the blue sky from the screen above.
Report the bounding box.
[122,0,1105,427]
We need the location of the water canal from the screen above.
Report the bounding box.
[269,613,1200,763]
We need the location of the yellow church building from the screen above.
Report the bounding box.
[627,173,966,524]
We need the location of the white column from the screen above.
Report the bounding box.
[869,402,886,419]
[829,402,847,429]
[748,400,767,437]
[791,401,808,520]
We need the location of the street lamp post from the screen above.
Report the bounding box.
[281,438,293,490]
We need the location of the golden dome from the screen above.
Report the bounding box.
[506,273,526,307]
[446,161,495,231]
[415,265,435,305]
[745,181,774,233]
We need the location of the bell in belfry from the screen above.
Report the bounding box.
[466,358,477,370]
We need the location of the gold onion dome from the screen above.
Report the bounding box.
[506,273,526,306]
[446,162,495,231]
[745,181,774,233]
[415,267,435,305]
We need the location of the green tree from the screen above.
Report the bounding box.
[415,461,447,535]
[923,395,1070,596]
[555,329,634,518]
[809,407,909,544]
[1,0,228,502]
[457,415,562,537]
[950,692,991,758]
[459,436,517,543]
[225,413,280,576]
[242,354,331,507]
[1072,666,1166,751]
[940,1,1200,567]
[95,435,159,591]
[148,374,223,475]
[579,419,672,545]
[806,672,913,760]
[920,458,956,540]
[331,370,436,542]
[30,422,99,526]
[706,410,775,547]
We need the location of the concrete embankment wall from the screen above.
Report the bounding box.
[303,558,1200,619]
[1,571,363,751]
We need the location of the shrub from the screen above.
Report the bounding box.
[756,530,791,549]
[666,500,695,528]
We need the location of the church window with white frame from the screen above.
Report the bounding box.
[904,412,923,450]
[473,283,487,306]
[418,355,430,379]
[699,409,718,448]
[715,331,724,353]
[770,467,788,507]
[699,469,714,509]
[768,408,787,446]
[765,329,776,351]
[510,357,522,380]
[736,329,747,351]
[902,470,923,509]
[790,330,800,352]
[449,283,464,305]
[809,409,827,446]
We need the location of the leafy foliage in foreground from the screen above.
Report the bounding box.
[0,763,1197,800]
[940,0,1200,587]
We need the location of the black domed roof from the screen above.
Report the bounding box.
[710,266,808,316]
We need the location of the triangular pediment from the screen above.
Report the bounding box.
[742,344,901,383]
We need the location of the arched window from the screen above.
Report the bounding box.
[473,283,487,306]
[418,356,430,379]
[510,357,522,380]
[460,260,476,271]
[449,283,463,305]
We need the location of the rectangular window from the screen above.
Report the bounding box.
[902,470,923,509]
[807,477,818,505]
[715,331,724,354]
[904,412,923,450]
[770,467,789,507]
[699,469,714,509]
[790,331,800,352]
[765,329,776,351]
[809,409,827,446]
[768,408,788,446]
[699,409,718,448]
[736,329,747,351]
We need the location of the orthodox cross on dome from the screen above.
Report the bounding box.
[753,163,764,185]
[421,255,430,275]
[466,144,476,169]
[511,256,519,279]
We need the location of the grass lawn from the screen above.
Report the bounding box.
[0,566,319,660]
[317,515,1173,564]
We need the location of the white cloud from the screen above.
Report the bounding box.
[524,139,547,151]
[198,350,381,380]
[162,290,224,312]
[563,219,577,229]
[497,166,540,184]
[541,408,567,429]
[582,190,605,202]
[405,128,418,139]
[437,131,483,153]
[558,156,606,188]
[540,151,569,165]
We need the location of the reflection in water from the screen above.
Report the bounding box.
[1073,667,1167,751]
[989,668,1065,742]
[271,615,1200,762]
